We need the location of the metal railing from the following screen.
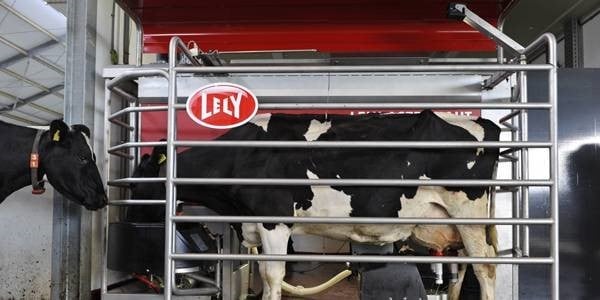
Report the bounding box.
[102,19,559,300]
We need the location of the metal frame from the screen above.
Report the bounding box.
[101,4,559,300]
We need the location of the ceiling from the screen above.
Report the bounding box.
[0,0,65,126]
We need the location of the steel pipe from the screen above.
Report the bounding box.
[171,215,553,225]
[106,69,168,90]
[170,141,551,149]
[258,103,552,110]
[109,105,169,120]
[173,65,552,74]
[170,253,553,265]
[172,178,553,187]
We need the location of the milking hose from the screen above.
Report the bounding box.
[250,247,353,296]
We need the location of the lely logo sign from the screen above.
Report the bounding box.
[186,83,259,129]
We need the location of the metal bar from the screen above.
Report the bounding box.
[0,2,65,46]
[172,215,553,225]
[0,84,64,114]
[115,0,143,66]
[519,57,531,258]
[109,200,167,205]
[171,253,553,265]
[171,37,202,66]
[112,86,137,103]
[0,36,65,75]
[110,118,134,130]
[172,178,553,187]
[499,110,523,123]
[501,154,518,161]
[173,64,552,74]
[108,177,166,184]
[545,33,560,300]
[450,4,525,55]
[109,141,166,152]
[258,103,552,110]
[106,69,168,89]
[107,150,134,159]
[502,121,518,132]
[484,71,515,89]
[110,140,551,151]
[0,39,61,69]
[0,69,63,98]
[171,141,551,149]
[109,105,169,120]
[164,36,181,300]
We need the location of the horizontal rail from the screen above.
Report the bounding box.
[109,119,134,130]
[109,200,169,205]
[172,215,553,225]
[108,177,166,186]
[107,150,133,159]
[109,141,167,152]
[171,141,552,149]
[172,178,553,187]
[109,141,552,151]
[106,69,168,89]
[170,253,554,264]
[109,105,169,120]
[173,64,553,74]
[112,87,137,102]
[258,103,551,110]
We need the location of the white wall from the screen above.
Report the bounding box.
[0,187,55,299]
[583,12,600,67]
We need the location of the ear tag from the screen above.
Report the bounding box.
[158,154,167,165]
[53,130,61,141]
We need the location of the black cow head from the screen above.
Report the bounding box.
[41,120,107,210]
[130,144,167,200]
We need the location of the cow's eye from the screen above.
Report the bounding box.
[78,155,88,164]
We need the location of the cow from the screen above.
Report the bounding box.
[130,109,500,300]
[0,119,107,210]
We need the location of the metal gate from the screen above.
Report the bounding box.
[101,4,559,300]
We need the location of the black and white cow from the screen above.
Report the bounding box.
[0,119,107,210]
[132,109,500,300]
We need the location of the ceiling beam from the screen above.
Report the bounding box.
[0,1,65,47]
[0,68,64,99]
[0,36,64,75]
[0,84,63,117]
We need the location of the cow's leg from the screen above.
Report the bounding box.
[456,225,496,300]
[257,223,291,300]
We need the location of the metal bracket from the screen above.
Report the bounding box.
[448,3,525,56]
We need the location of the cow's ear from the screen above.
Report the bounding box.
[49,119,69,143]
[151,143,167,165]
[71,124,91,138]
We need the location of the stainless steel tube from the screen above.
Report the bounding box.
[544,33,559,300]
[106,69,168,90]
[171,253,554,265]
[171,215,553,225]
[163,37,180,300]
[173,64,552,73]
[109,105,169,120]
[168,103,552,110]
[171,141,552,149]
[172,178,553,187]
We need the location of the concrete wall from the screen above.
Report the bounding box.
[0,187,54,299]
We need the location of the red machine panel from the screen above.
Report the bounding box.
[120,0,514,54]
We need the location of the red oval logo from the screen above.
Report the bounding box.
[186,83,259,129]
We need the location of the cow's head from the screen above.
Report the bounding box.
[41,120,107,210]
[130,144,166,200]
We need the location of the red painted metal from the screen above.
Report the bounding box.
[120,0,513,54]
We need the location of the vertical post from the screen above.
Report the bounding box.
[546,34,559,300]
[51,0,97,299]
[164,37,180,300]
[101,83,112,295]
[519,56,530,258]
[564,17,583,68]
